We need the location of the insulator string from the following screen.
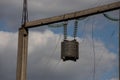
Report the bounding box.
[63,22,68,40]
[73,19,78,39]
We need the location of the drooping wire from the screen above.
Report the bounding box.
[44,22,67,71]
[46,34,62,65]
[118,9,120,79]
[41,33,62,76]
[22,0,29,26]
[51,34,62,59]
[53,60,62,73]
[91,16,96,80]
[103,13,119,21]
[48,21,68,41]
[81,17,90,43]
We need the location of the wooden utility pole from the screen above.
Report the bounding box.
[16,0,29,80]
[16,1,120,80]
[17,27,28,80]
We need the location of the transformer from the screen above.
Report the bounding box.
[61,39,79,61]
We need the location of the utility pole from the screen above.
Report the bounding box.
[16,1,120,80]
[16,0,28,80]
[16,28,28,80]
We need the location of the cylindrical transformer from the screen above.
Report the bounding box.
[61,39,79,61]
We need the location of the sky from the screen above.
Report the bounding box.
[0,0,120,80]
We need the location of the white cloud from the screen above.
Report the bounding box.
[110,78,119,80]
[0,30,118,80]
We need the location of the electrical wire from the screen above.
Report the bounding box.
[43,20,76,76]
[90,10,119,80]
[81,16,97,80]
[80,17,90,43]
[48,34,62,64]
[103,13,119,21]
[53,60,62,73]
[91,16,96,80]
[118,9,120,79]
[52,34,62,58]
[106,26,117,47]
[41,34,62,76]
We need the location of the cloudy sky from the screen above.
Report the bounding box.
[0,0,120,80]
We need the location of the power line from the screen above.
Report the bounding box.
[91,16,96,80]
[41,34,62,76]
[80,17,90,43]
[53,60,62,73]
[118,9,120,79]
[103,13,119,21]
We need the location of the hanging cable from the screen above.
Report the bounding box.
[41,34,62,76]
[91,17,96,80]
[81,17,90,43]
[53,60,61,73]
[103,13,119,21]
[51,34,62,59]
[47,34,62,65]
[118,9,120,79]
[48,21,68,41]
[22,0,29,26]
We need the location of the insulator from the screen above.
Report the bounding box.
[61,39,79,61]
[73,20,78,39]
[63,22,68,40]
